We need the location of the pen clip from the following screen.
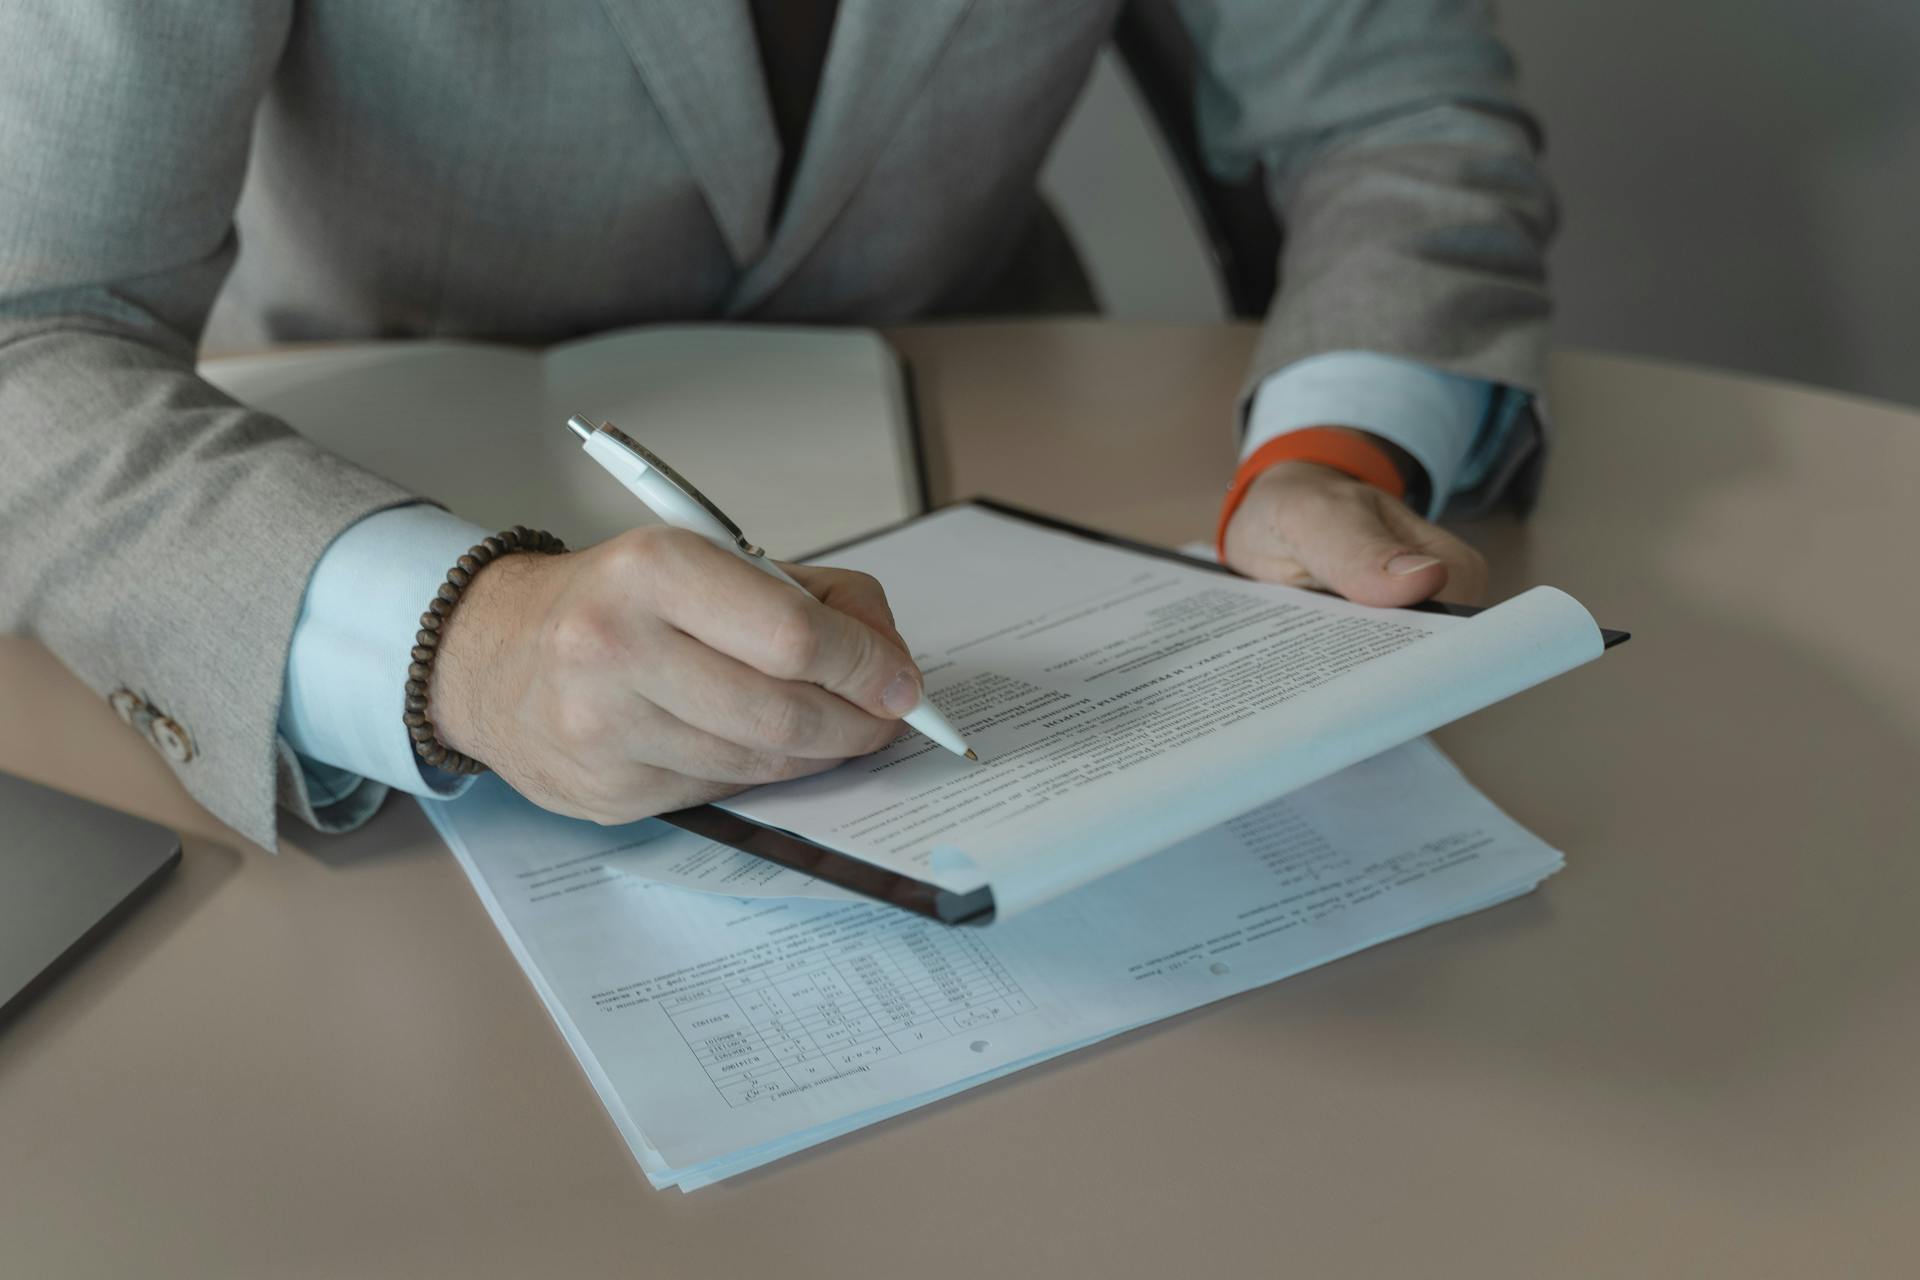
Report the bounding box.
[588,418,765,557]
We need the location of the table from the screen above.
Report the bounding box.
[4,322,1916,1277]
[659,917,1035,1108]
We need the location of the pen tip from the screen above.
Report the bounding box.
[964,749,979,762]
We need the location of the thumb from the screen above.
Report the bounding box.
[1275,485,1451,608]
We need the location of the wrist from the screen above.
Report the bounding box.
[1218,426,1410,559]
[424,540,559,765]
[429,551,534,757]
[1328,427,1426,504]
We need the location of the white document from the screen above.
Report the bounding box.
[424,739,1565,1191]
[609,828,856,901]
[446,808,856,903]
[720,505,1603,916]
[200,324,921,558]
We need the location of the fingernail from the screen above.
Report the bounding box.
[881,669,922,716]
[1386,553,1442,576]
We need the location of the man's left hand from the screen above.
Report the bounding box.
[1222,459,1488,607]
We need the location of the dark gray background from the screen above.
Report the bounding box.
[1042,0,1920,408]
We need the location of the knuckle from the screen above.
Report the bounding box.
[761,599,823,676]
[749,692,821,753]
[850,628,885,695]
[607,525,700,590]
[598,527,660,579]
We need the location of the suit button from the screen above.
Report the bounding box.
[149,716,195,764]
[108,688,147,726]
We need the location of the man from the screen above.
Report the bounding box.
[0,1,1552,850]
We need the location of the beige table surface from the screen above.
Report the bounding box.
[3,321,1917,1278]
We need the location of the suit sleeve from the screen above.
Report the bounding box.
[0,3,417,849]
[1178,0,1556,478]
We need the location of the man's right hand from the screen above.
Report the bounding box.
[428,527,924,823]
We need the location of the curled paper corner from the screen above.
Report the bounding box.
[928,844,987,888]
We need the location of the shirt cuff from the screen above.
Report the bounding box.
[279,504,494,800]
[1245,351,1499,520]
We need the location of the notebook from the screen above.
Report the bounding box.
[199,324,925,556]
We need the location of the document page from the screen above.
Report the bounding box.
[721,505,1603,915]
[559,820,856,901]
[424,739,1565,1190]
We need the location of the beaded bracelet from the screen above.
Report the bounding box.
[404,525,566,775]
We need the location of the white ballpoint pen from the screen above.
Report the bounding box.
[561,414,978,762]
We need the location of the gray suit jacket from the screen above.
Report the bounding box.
[0,0,1552,850]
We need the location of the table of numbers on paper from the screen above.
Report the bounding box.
[655,917,1035,1106]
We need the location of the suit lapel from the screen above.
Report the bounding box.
[727,0,975,315]
[595,0,780,266]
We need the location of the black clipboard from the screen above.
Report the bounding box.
[659,499,1631,926]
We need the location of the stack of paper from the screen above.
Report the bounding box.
[423,738,1563,1190]
[699,503,1603,919]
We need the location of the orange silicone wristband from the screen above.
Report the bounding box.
[1215,427,1407,561]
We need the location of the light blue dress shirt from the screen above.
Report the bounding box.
[1243,351,1519,519]
[278,354,1521,801]
[280,503,493,820]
